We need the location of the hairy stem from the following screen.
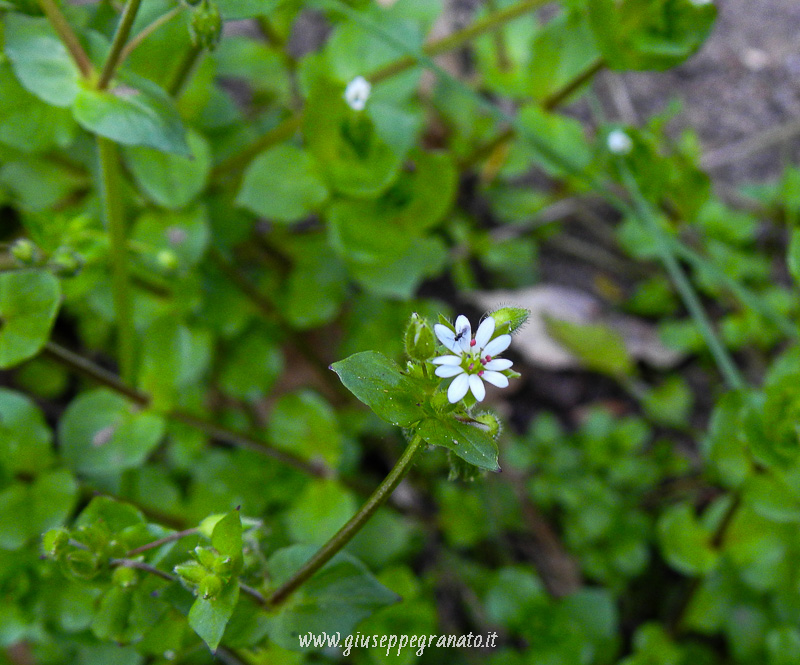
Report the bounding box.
[98,0,143,89]
[118,7,183,73]
[97,138,135,385]
[125,529,200,556]
[267,433,426,608]
[37,0,93,77]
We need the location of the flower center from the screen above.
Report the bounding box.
[462,349,487,375]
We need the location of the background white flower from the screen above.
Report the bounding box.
[344,76,371,111]
[433,315,514,403]
[607,129,633,155]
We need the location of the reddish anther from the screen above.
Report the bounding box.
[470,339,476,347]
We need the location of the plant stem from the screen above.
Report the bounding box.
[125,528,200,556]
[619,164,746,391]
[37,0,94,78]
[214,0,548,177]
[97,137,135,385]
[98,0,143,89]
[267,433,426,608]
[168,43,204,98]
[541,57,605,110]
[43,341,333,478]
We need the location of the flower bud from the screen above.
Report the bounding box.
[487,307,529,335]
[194,545,218,569]
[404,313,436,361]
[472,412,502,439]
[51,248,83,277]
[175,560,207,585]
[189,0,222,51]
[156,249,179,273]
[112,565,138,588]
[65,550,101,579]
[42,528,70,558]
[199,574,223,600]
[212,555,234,579]
[10,238,41,265]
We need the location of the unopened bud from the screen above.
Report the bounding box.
[112,565,138,588]
[405,313,436,361]
[175,560,207,585]
[51,248,83,277]
[156,249,179,272]
[189,0,222,51]
[42,528,70,558]
[487,307,529,335]
[10,238,41,265]
[472,412,502,439]
[199,574,223,600]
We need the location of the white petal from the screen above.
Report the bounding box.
[432,355,462,365]
[434,324,460,353]
[447,373,470,403]
[481,371,509,388]
[482,334,511,357]
[454,315,472,352]
[469,374,486,402]
[484,358,513,371]
[474,317,495,349]
[435,365,464,378]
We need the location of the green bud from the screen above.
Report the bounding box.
[50,248,83,277]
[212,555,233,579]
[65,550,101,579]
[472,412,502,439]
[175,560,207,585]
[404,313,436,361]
[199,573,223,600]
[10,238,41,265]
[189,0,222,51]
[42,528,70,558]
[194,545,218,570]
[488,307,529,335]
[429,390,457,414]
[112,565,138,588]
[156,249,179,272]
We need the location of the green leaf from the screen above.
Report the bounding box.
[304,79,405,197]
[743,474,800,523]
[59,388,165,475]
[237,144,329,222]
[219,330,283,402]
[266,391,343,468]
[4,14,81,107]
[0,388,54,474]
[211,510,243,569]
[657,503,718,576]
[266,545,398,651]
[124,129,211,209]
[642,376,693,428]
[285,480,356,546]
[188,578,240,653]
[75,496,146,532]
[73,74,189,155]
[587,0,716,71]
[131,205,211,269]
[330,351,425,428]
[91,586,133,642]
[417,416,500,471]
[0,63,76,152]
[787,229,800,286]
[0,270,61,369]
[0,469,78,550]
[545,317,634,378]
[517,105,592,177]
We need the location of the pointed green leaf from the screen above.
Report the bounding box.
[0,270,61,369]
[211,510,243,568]
[0,388,54,474]
[4,14,81,107]
[417,416,499,471]
[73,74,189,155]
[545,316,634,378]
[330,351,425,427]
[266,545,398,651]
[188,579,240,652]
[657,502,718,576]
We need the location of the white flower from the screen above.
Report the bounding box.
[344,76,371,111]
[689,0,712,5]
[607,129,633,155]
[432,315,514,404]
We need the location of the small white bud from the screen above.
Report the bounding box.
[688,0,713,6]
[344,76,371,111]
[607,129,633,155]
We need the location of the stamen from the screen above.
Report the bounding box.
[478,370,484,376]
[484,355,492,362]
[468,363,474,370]
[470,339,476,347]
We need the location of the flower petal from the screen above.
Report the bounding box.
[484,358,513,371]
[454,315,472,352]
[432,355,462,365]
[481,371,509,388]
[482,334,511,357]
[469,374,486,402]
[435,365,464,378]
[474,317,495,349]
[447,373,470,403]
[434,324,460,353]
